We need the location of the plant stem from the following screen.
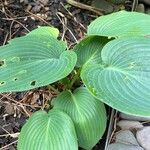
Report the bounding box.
[67,69,81,90]
[47,85,60,94]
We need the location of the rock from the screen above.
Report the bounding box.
[20,0,24,3]
[108,143,144,150]
[139,0,150,6]
[115,130,139,146]
[117,120,143,130]
[120,113,150,121]
[136,4,145,13]
[37,0,49,6]
[92,0,114,14]
[136,127,150,150]
[26,4,32,11]
[5,103,14,115]
[32,5,42,13]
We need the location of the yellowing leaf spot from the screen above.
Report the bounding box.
[89,86,97,96]
[17,70,27,75]
[10,57,20,62]
[128,62,136,69]
[47,43,51,48]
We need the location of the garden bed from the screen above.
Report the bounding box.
[0,0,150,150]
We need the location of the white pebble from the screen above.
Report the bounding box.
[117,120,143,130]
[136,127,150,150]
[115,130,139,146]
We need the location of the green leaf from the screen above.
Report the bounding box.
[0,28,77,93]
[73,36,109,67]
[17,109,78,150]
[81,37,150,117]
[26,26,59,38]
[52,87,107,149]
[88,11,150,38]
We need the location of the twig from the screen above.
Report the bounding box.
[56,12,78,43]
[132,0,138,11]
[26,11,51,26]
[66,0,104,15]
[60,2,86,30]
[0,140,17,150]
[47,85,60,95]
[0,94,31,117]
[3,32,9,45]
[0,10,30,32]
[0,132,19,138]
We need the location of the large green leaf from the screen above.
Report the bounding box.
[81,37,150,117]
[52,87,107,149]
[17,109,78,150]
[0,27,77,93]
[73,36,109,67]
[87,11,150,38]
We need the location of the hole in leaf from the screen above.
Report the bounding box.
[0,60,5,67]
[0,81,5,86]
[13,78,18,81]
[30,81,36,86]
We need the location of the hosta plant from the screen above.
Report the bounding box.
[0,11,150,150]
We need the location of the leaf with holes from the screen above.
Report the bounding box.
[52,87,107,149]
[81,37,150,117]
[18,110,78,150]
[88,11,150,38]
[73,36,109,67]
[0,27,77,92]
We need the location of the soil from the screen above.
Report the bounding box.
[0,0,145,149]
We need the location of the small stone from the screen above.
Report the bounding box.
[115,130,139,146]
[120,113,150,121]
[26,4,32,11]
[37,0,49,6]
[32,5,41,13]
[45,7,50,11]
[136,127,150,150]
[24,0,29,4]
[136,4,145,13]
[139,0,150,6]
[92,0,114,14]
[5,103,14,115]
[108,143,144,150]
[14,24,20,28]
[117,120,143,130]
[9,145,16,150]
